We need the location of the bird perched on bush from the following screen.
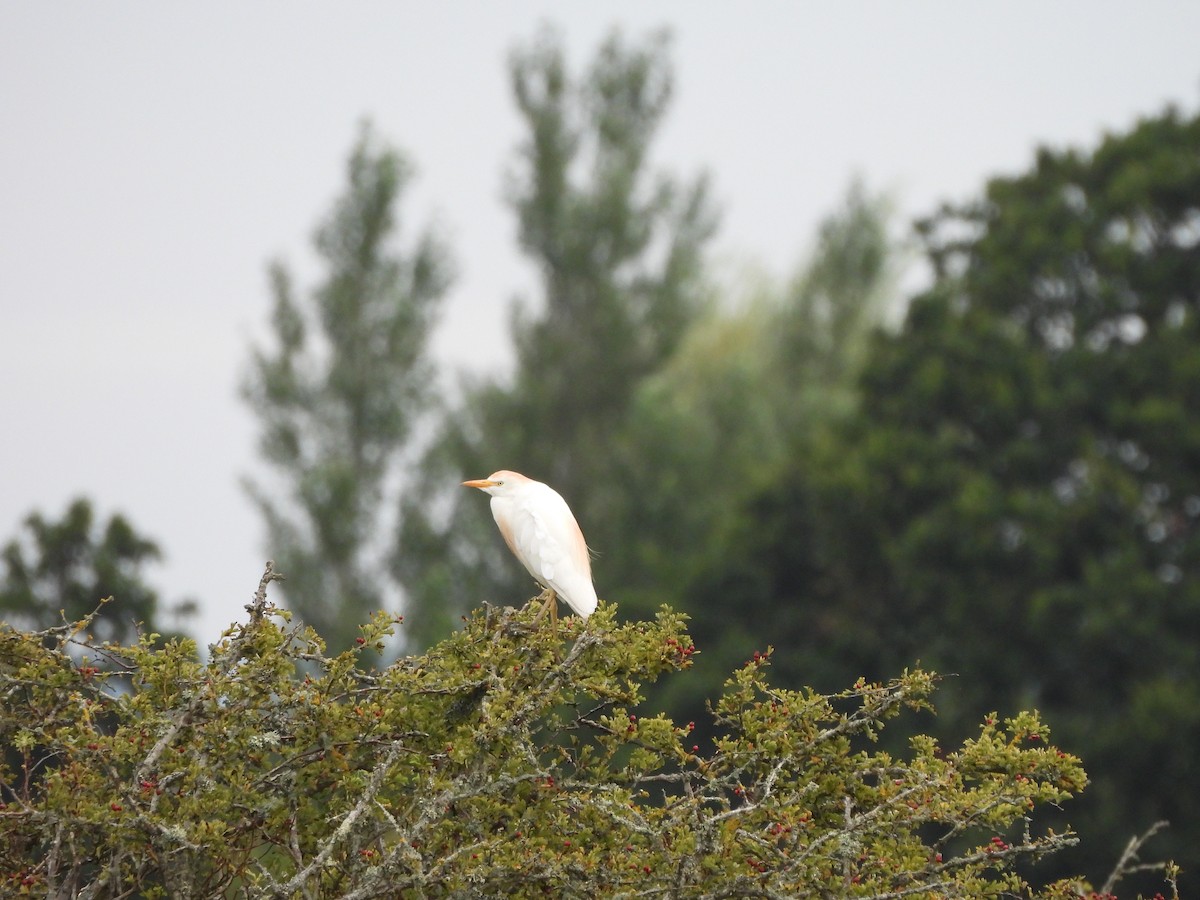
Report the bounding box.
[462,470,597,623]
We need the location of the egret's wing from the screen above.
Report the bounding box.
[495,486,597,618]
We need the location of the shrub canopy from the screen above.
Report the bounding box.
[0,566,1132,898]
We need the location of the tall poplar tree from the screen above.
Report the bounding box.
[395,27,716,645]
[243,124,452,653]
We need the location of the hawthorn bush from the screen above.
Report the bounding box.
[0,565,1174,897]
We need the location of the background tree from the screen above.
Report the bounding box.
[611,181,896,633]
[0,497,190,648]
[395,26,716,645]
[244,123,452,653]
[694,106,1200,891]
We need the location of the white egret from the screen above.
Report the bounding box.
[462,470,597,622]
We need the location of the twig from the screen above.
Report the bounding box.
[247,559,285,621]
[1100,820,1170,895]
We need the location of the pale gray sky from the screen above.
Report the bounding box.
[2,3,1198,645]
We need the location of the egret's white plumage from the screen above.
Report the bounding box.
[462,470,597,619]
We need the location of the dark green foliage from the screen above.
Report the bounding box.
[244,123,452,653]
[696,106,1200,890]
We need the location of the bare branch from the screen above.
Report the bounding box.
[1100,820,1171,895]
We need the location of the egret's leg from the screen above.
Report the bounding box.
[530,589,560,657]
[547,593,559,657]
[531,588,557,625]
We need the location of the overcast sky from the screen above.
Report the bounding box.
[2,3,1198,645]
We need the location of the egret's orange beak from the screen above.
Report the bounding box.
[462,478,496,490]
